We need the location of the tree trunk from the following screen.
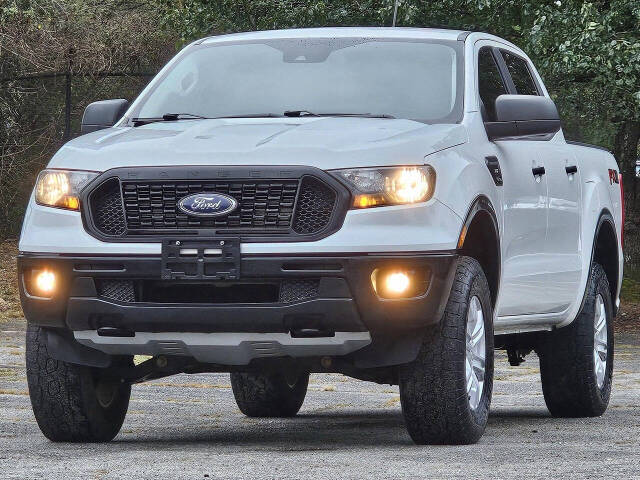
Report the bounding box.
[614,120,640,216]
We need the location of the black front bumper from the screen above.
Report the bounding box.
[19,251,457,336]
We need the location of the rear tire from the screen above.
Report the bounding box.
[26,325,131,442]
[538,263,614,417]
[399,257,494,445]
[230,370,309,417]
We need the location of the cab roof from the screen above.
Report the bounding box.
[198,27,468,44]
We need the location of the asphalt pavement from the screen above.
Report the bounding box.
[1,319,638,479]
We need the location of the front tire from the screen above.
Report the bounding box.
[26,325,131,442]
[538,263,614,417]
[399,257,494,445]
[230,370,309,417]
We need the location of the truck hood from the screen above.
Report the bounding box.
[50,117,467,171]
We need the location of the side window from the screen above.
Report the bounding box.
[501,51,539,95]
[477,48,507,121]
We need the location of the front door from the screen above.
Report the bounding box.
[477,46,550,317]
[495,143,550,316]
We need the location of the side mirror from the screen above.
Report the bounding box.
[81,99,130,135]
[484,95,561,140]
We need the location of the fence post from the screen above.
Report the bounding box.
[63,72,71,141]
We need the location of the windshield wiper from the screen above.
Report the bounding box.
[213,113,284,119]
[283,110,395,119]
[131,113,208,126]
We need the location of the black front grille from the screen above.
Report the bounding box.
[85,168,344,240]
[123,180,299,233]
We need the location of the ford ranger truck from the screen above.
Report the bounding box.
[18,28,624,445]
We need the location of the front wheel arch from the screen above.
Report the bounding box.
[457,196,501,307]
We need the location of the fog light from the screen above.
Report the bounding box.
[385,272,410,295]
[33,270,56,296]
[371,267,430,299]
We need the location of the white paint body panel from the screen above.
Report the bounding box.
[19,28,623,334]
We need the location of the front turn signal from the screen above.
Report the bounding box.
[331,165,436,209]
[35,169,98,211]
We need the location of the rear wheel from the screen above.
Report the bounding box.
[230,370,309,417]
[26,325,131,442]
[399,257,494,445]
[538,263,614,417]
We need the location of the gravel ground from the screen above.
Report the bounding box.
[0,319,639,479]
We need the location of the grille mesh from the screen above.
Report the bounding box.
[279,278,320,303]
[292,177,337,234]
[96,280,135,303]
[90,180,126,236]
[87,174,339,238]
[122,180,298,232]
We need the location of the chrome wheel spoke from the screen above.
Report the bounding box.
[593,294,608,389]
[465,296,486,411]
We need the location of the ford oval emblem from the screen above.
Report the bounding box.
[178,193,238,217]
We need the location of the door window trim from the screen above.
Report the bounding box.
[495,48,543,96]
[475,43,556,142]
[476,46,510,121]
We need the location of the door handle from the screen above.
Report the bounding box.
[532,166,546,176]
[565,165,578,175]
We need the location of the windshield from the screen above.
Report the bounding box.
[132,37,464,124]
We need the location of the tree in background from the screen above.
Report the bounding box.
[1,0,639,241]
[0,0,176,237]
[156,0,639,206]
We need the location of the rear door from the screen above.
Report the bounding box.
[499,50,583,314]
[477,46,549,317]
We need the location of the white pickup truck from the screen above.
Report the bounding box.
[19,27,624,445]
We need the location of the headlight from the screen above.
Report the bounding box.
[331,166,436,208]
[35,169,99,211]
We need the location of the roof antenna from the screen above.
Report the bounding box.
[392,0,399,27]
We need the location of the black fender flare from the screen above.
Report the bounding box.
[456,195,501,305]
[457,195,500,249]
[575,209,619,319]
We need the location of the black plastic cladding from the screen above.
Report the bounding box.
[82,166,351,243]
[96,278,321,304]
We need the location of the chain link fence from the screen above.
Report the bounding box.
[0,72,154,238]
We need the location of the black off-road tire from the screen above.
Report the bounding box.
[399,256,494,445]
[537,263,614,417]
[26,325,131,442]
[230,371,309,417]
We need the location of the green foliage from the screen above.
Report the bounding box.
[153,0,640,208]
[154,0,398,45]
[528,0,640,122]
[1,0,639,244]
[0,0,178,238]
[154,0,639,119]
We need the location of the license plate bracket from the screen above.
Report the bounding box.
[161,238,240,280]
